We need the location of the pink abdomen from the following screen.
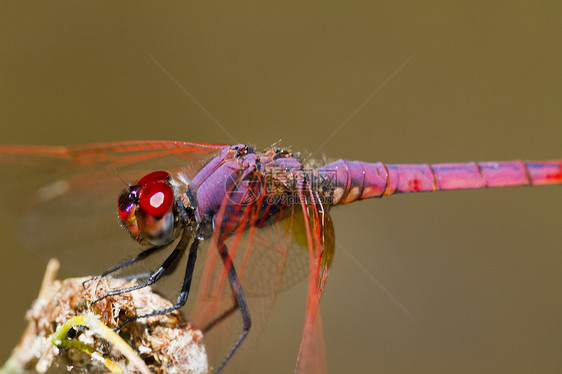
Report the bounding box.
[318,159,562,205]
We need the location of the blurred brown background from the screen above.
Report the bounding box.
[0,2,560,373]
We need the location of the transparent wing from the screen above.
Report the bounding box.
[189,166,332,373]
[293,184,334,374]
[0,141,226,275]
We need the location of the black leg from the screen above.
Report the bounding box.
[114,235,201,329]
[116,271,152,281]
[82,244,166,287]
[202,302,239,334]
[214,241,252,374]
[92,230,190,304]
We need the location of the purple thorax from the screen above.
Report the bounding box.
[188,145,306,223]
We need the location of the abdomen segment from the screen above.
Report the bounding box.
[318,159,562,205]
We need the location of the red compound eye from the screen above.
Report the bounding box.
[118,195,134,221]
[138,171,170,187]
[138,182,174,217]
[117,186,140,221]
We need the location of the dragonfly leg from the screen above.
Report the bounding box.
[82,244,167,287]
[214,241,252,374]
[202,303,239,334]
[115,271,152,281]
[92,229,190,305]
[114,235,200,330]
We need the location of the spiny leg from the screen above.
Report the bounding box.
[84,198,193,287]
[116,271,152,282]
[114,235,201,329]
[82,244,166,287]
[214,241,252,374]
[202,303,239,334]
[92,229,190,304]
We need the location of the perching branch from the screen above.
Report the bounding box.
[1,259,208,374]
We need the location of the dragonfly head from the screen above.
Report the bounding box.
[118,171,178,245]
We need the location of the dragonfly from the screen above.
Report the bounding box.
[0,140,560,373]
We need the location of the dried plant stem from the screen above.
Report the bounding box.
[1,258,208,374]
